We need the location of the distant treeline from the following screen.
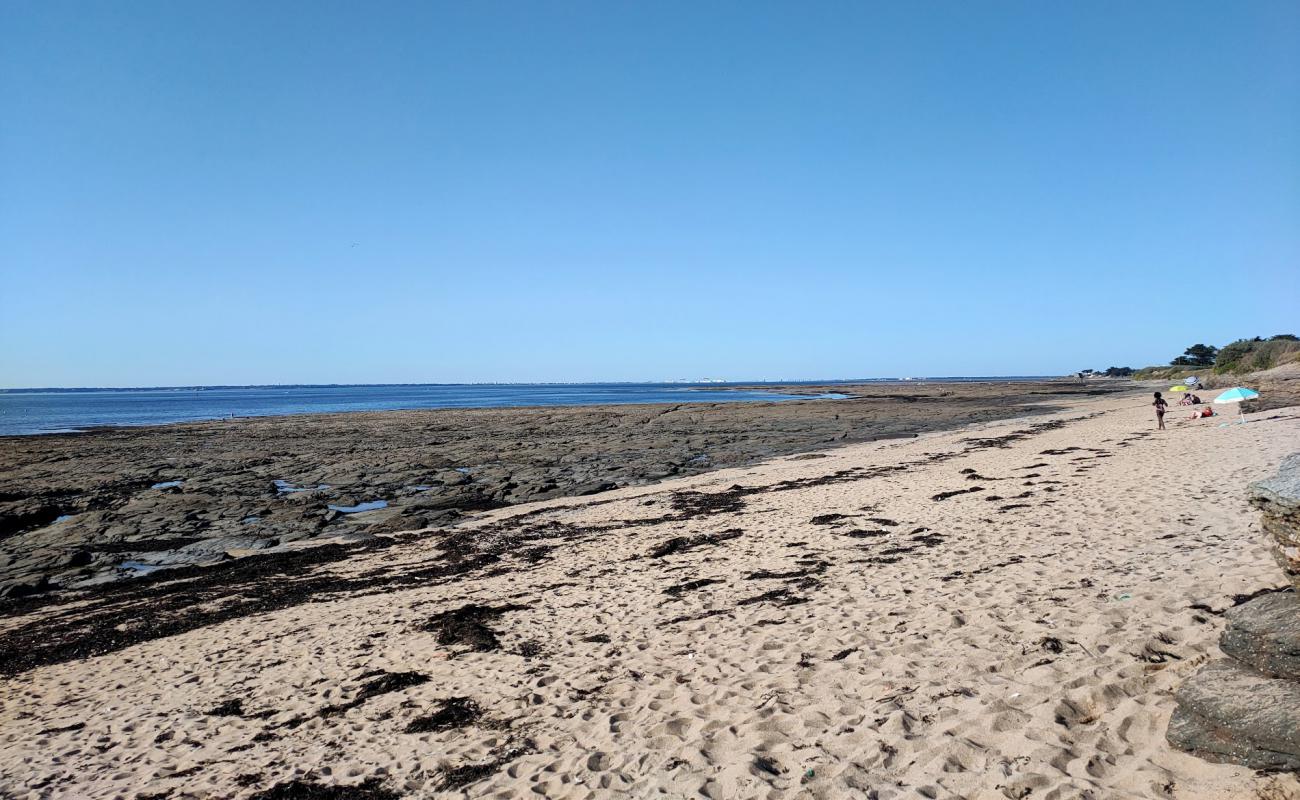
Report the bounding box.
[1121,334,1300,380]
[1082,335,1299,380]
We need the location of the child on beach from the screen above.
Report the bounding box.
[1153,391,1168,430]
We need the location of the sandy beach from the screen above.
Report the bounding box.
[3,392,1299,799]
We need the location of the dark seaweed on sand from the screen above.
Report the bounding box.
[249,778,401,800]
[840,529,890,538]
[0,511,563,675]
[647,529,742,558]
[319,671,429,717]
[910,529,944,547]
[663,577,725,596]
[738,587,808,607]
[439,742,537,791]
[941,554,1026,582]
[207,698,246,717]
[745,560,828,581]
[405,697,485,733]
[809,513,857,525]
[666,607,733,625]
[423,603,528,652]
[669,487,755,517]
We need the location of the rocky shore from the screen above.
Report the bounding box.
[0,380,1129,599]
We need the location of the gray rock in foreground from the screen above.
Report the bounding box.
[1251,453,1300,517]
[1170,454,1300,771]
[1167,658,1300,772]
[1250,452,1300,592]
[1221,591,1300,680]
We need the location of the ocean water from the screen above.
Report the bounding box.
[0,379,1049,437]
[0,382,858,437]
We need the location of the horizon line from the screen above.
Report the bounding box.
[0,375,1068,393]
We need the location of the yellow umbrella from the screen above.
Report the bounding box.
[1170,385,1189,392]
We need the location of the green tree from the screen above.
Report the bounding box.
[1175,344,1218,367]
[1214,339,1254,371]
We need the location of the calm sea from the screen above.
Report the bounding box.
[0,379,1047,437]
[0,382,852,436]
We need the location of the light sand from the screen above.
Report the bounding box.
[3,394,1299,799]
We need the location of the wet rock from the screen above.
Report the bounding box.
[573,480,617,496]
[433,469,471,486]
[365,515,428,534]
[175,536,279,557]
[0,503,63,540]
[1221,591,1300,680]
[406,487,489,513]
[0,575,51,598]
[1167,658,1300,771]
[65,550,93,568]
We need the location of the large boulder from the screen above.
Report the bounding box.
[1249,453,1300,591]
[1221,591,1300,680]
[1167,658,1300,771]
[1169,454,1300,770]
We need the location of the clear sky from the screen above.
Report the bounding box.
[2,1,1297,387]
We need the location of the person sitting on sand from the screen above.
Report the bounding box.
[1178,394,1193,406]
[1153,391,1168,430]
[1189,394,1202,405]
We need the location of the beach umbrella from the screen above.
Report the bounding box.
[1170,385,1189,392]
[1213,387,1260,424]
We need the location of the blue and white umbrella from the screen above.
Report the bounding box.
[1213,387,1260,424]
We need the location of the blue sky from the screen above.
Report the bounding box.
[2,1,1297,387]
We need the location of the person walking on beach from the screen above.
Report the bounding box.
[1153,391,1168,430]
